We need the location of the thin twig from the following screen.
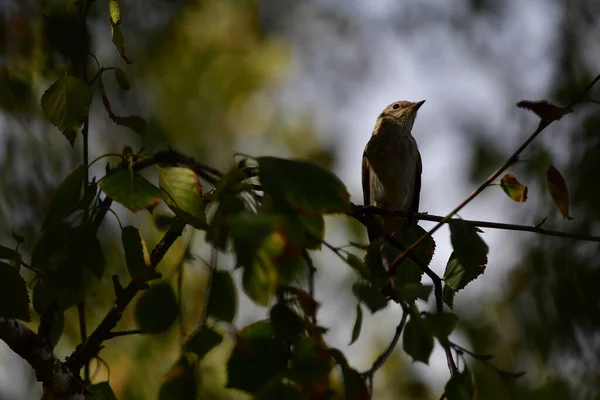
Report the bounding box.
[388,72,600,274]
[353,205,600,242]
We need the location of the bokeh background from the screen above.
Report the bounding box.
[1,0,600,399]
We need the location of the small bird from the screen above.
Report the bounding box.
[362,100,424,242]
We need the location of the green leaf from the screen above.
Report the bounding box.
[0,262,30,321]
[257,156,351,214]
[397,224,436,267]
[449,220,488,270]
[41,76,92,146]
[159,356,197,400]
[242,257,278,307]
[346,253,371,280]
[288,337,333,385]
[206,195,246,250]
[349,303,363,345]
[135,281,178,333]
[255,379,304,400]
[443,252,486,309]
[403,316,433,364]
[207,270,237,322]
[100,169,161,212]
[110,20,131,64]
[114,115,147,134]
[32,281,64,347]
[86,381,118,400]
[397,283,433,303]
[270,303,304,342]
[330,349,369,400]
[445,370,476,400]
[158,167,206,229]
[352,282,388,313]
[108,0,121,25]
[227,320,287,393]
[183,326,223,360]
[69,227,105,279]
[426,312,459,339]
[121,226,157,282]
[43,164,85,230]
[114,68,130,90]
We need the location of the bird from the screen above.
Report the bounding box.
[362,100,424,244]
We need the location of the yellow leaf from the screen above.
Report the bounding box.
[500,173,528,203]
[547,166,573,220]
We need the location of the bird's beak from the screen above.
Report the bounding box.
[412,100,426,111]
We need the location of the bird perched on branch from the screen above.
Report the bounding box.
[362,100,424,244]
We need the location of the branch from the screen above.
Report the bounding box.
[0,318,85,399]
[388,72,600,272]
[354,205,600,243]
[66,223,184,371]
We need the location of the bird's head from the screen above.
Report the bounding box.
[377,100,425,133]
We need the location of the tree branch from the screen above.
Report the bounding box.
[387,72,600,273]
[354,205,600,243]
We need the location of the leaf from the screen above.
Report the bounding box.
[43,164,85,230]
[350,303,363,345]
[449,220,488,271]
[426,312,459,339]
[288,337,333,385]
[159,356,197,400]
[100,169,161,212]
[397,283,433,303]
[547,165,573,219]
[517,100,572,121]
[270,303,304,342]
[183,326,223,360]
[114,115,146,134]
[0,244,20,263]
[330,348,370,400]
[110,18,131,64]
[402,315,433,364]
[121,226,157,282]
[108,0,121,25]
[0,261,30,321]
[255,379,304,400]
[346,253,371,280]
[207,270,237,322]
[257,156,351,214]
[69,227,105,279]
[445,370,476,400]
[227,320,288,393]
[41,76,92,146]
[499,173,528,203]
[352,282,388,313]
[86,381,118,400]
[158,167,206,229]
[443,252,485,308]
[113,68,130,90]
[134,281,178,333]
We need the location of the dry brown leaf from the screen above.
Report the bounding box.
[547,165,573,220]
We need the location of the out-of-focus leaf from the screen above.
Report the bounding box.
[0,245,20,263]
[159,356,197,400]
[41,76,92,146]
[444,370,476,400]
[270,303,304,342]
[288,337,333,385]
[113,115,147,134]
[135,281,178,333]
[352,282,388,313]
[547,165,573,219]
[32,281,64,347]
[43,164,85,230]
[350,303,363,345]
[99,169,161,212]
[110,18,131,63]
[86,381,118,400]
[227,320,287,393]
[183,326,223,360]
[257,156,351,214]
[113,68,130,90]
[329,348,369,400]
[346,253,370,280]
[70,227,105,279]
[207,270,237,322]
[206,195,246,250]
[397,283,433,303]
[122,226,156,282]
[0,262,30,321]
[255,379,304,400]
[403,315,433,364]
[426,312,459,339]
[517,100,572,121]
[157,167,205,229]
[443,252,486,308]
[499,173,528,203]
[108,0,121,25]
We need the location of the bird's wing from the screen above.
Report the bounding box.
[361,153,377,241]
[410,151,422,220]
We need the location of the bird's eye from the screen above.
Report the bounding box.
[392,104,400,109]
